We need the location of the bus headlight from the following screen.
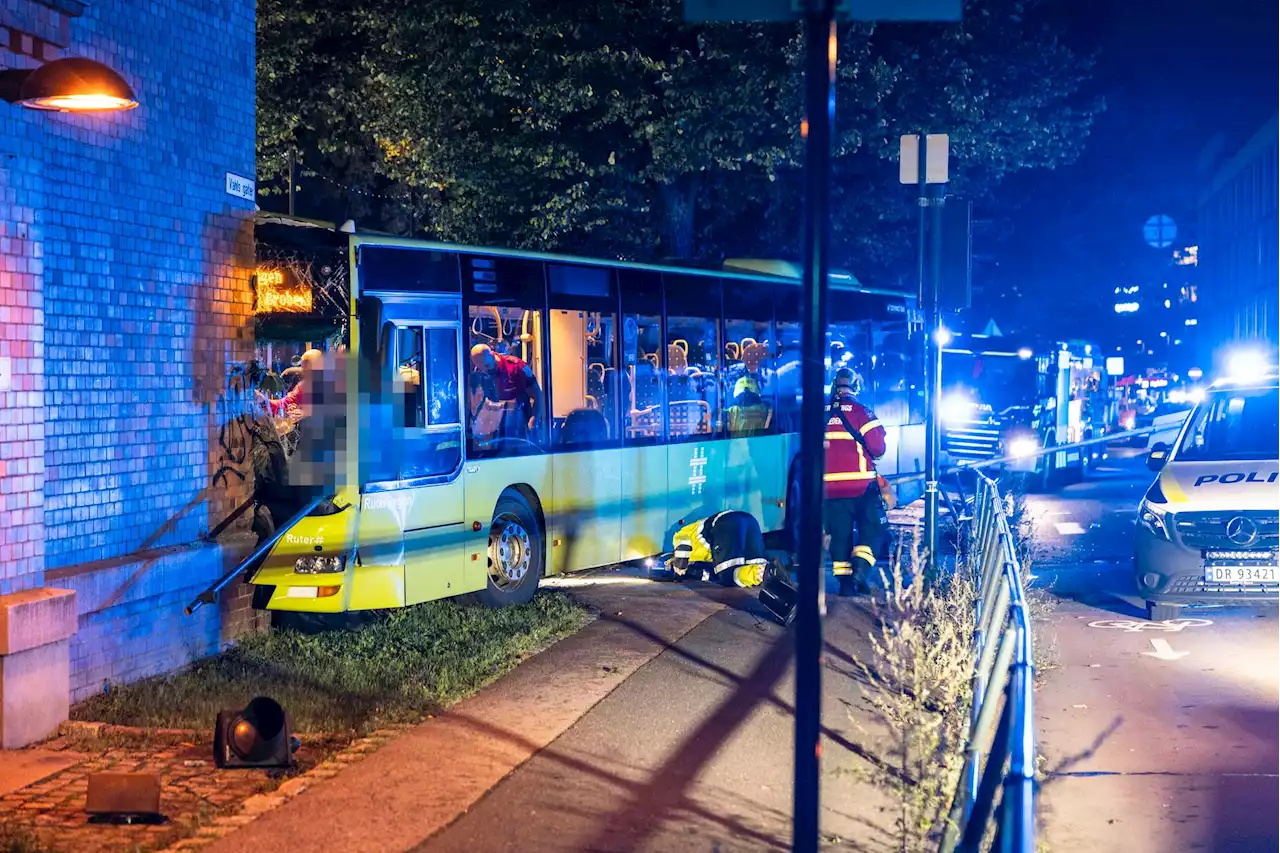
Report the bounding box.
[295,555,346,574]
[1008,436,1038,460]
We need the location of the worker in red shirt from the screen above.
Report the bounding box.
[469,344,543,436]
[257,348,324,419]
[824,367,889,596]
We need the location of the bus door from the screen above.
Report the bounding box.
[546,301,623,572]
[355,254,470,604]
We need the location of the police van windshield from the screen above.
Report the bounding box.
[1176,386,1280,462]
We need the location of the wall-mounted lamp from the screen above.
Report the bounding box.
[1,57,137,112]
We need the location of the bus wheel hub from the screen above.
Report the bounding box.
[491,519,530,585]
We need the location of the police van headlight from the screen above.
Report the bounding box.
[295,555,346,574]
[1141,484,1172,537]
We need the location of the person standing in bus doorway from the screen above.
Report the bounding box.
[470,343,543,437]
[823,367,888,597]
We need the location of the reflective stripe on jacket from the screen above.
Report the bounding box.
[823,392,887,499]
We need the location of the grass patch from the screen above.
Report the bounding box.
[73,592,591,734]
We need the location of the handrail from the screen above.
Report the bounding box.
[940,471,1037,853]
[184,495,325,615]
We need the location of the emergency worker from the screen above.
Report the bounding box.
[824,367,888,596]
[666,510,769,588]
[469,344,543,437]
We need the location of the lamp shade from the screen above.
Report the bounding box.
[18,57,137,112]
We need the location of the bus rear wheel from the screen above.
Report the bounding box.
[472,492,543,608]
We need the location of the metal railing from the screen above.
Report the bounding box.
[940,471,1036,853]
[883,421,1176,488]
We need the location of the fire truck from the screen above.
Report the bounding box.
[940,334,1114,489]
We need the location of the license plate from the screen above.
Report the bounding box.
[1203,565,1279,584]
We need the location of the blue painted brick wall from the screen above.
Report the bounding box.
[0,0,262,696]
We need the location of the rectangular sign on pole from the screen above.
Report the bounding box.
[685,0,961,21]
[1106,356,1125,376]
[899,134,950,184]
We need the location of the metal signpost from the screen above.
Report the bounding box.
[900,132,950,575]
[682,3,962,850]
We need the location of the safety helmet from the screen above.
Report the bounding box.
[833,367,862,395]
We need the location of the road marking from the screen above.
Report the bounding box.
[1142,638,1190,660]
[1087,618,1213,633]
[1053,521,1086,535]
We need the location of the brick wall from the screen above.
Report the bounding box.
[0,0,260,698]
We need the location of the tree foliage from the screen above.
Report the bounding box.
[257,0,1100,284]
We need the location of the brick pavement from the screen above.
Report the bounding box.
[0,722,402,853]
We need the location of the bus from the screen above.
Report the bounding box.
[245,215,920,615]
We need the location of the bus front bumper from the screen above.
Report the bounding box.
[249,561,407,612]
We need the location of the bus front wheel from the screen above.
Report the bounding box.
[473,492,544,608]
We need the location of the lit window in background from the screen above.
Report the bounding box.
[1174,245,1198,266]
[1164,299,1171,308]
[1184,318,1198,326]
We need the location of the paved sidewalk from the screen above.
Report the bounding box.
[200,567,900,853]
[201,573,735,853]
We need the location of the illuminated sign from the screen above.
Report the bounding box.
[255,267,312,314]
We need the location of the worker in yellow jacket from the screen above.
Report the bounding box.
[666,510,769,588]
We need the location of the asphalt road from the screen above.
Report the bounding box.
[1030,450,1280,852]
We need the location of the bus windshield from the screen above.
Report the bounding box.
[1176,386,1280,462]
[251,316,349,506]
[942,351,1039,412]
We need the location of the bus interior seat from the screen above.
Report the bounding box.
[667,343,689,375]
[670,399,710,437]
[741,342,768,373]
[561,407,610,448]
[627,406,662,438]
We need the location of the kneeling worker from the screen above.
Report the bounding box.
[668,510,769,588]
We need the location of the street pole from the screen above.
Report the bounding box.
[794,1,835,851]
[918,135,941,575]
[926,183,945,574]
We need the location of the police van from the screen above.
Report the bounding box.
[1135,368,1280,621]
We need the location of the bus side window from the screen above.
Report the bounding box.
[664,273,722,441]
[619,269,666,445]
[622,313,665,443]
[462,255,548,458]
[773,288,802,434]
[725,282,776,437]
[396,325,462,480]
[548,309,618,449]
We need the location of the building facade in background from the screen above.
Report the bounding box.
[0,0,257,744]
[1198,114,1279,368]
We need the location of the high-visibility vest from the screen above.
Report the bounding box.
[823,393,887,499]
